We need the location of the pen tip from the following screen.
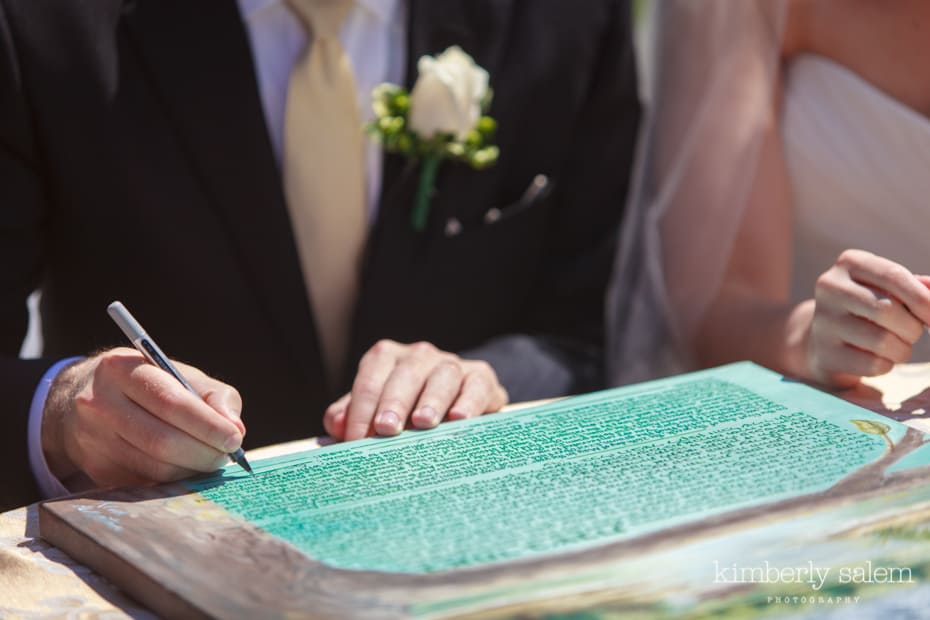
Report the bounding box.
[240,456,254,475]
[230,448,253,475]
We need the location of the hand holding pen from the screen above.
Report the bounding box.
[108,302,251,474]
[39,302,249,490]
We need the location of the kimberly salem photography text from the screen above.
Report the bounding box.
[713,561,914,591]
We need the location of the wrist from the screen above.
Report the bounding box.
[41,358,89,482]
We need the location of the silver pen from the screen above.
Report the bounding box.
[107,301,253,475]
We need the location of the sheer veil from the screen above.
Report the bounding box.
[608,0,788,385]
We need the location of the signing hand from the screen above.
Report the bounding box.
[323,340,509,441]
[808,249,930,387]
[42,347,245,488]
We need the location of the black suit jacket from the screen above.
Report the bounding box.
[0,0,639,510]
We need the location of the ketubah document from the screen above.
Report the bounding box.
[40,361,930,618]
[188,361,930,573]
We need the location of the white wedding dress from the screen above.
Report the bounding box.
[782,54,930,360]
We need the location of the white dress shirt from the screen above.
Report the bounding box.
[27,0,407,497]
[239,0,406,219]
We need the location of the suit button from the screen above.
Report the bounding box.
[444,217,463,237]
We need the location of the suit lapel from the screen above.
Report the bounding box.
[124,0,328,392]
[377,0,512,214]
[348,0,515,380]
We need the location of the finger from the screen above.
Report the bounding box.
[84,437,200,487]
[323,393,351,439]
[109,392,230,472]
[344,341,402,441]
[176,362,246,435]
[373,351,438,436]
[831,314,912,364]
[410,361,463,429]
[842,252,930,325]
[817,276,924,344]
[448,364,498,421]
[109,435,202,483]
[489,382,509,411]
[79,448,150,488]
[118,363,244,454]
[816,343,895,382]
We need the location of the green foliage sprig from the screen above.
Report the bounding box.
[365,84,499,232]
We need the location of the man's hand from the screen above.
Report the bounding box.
[41,347,245,488]
[808,249,930,387]
[323,340,508,441]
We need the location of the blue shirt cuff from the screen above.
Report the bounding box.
[27,357,84,499]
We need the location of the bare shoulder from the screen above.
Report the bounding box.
[785,0,930,116]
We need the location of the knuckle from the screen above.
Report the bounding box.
[906,322,924,344]
[218,384,242,407]
[873,330,898,354]
[468,360,497,379]
[157,386,187,416]
[836,249,862,267]
[892,346,913,364]
[815,270,838,293]
[435,360,463,376]
[207,425,234,451]
[96,351,126,376]
[870,297,894,320]
[464,374,491,395]
[814,276,845,304]
[836,248,873,267]
[877,357,895,374]
[867,356,894,376]
[371,339,397,356]
[409,341,436,356]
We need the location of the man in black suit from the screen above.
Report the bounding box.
[0,0,639,510]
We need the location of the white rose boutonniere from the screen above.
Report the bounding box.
[366,46,499,232]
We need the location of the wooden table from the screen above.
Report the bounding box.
[0,437,326,619]
[3,368,930,619]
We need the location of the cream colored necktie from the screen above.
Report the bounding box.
[284,0,365,383]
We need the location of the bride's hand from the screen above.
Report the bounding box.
[808,249,930,387]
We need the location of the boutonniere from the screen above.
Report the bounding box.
[366,46,499,232]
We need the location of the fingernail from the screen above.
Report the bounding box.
[334,410,347,425]
[416,406,441,426]
[224,433,243,452]
[375,410,400,433]
[448,410,467,421]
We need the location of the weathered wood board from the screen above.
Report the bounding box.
[38,363,930,619]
